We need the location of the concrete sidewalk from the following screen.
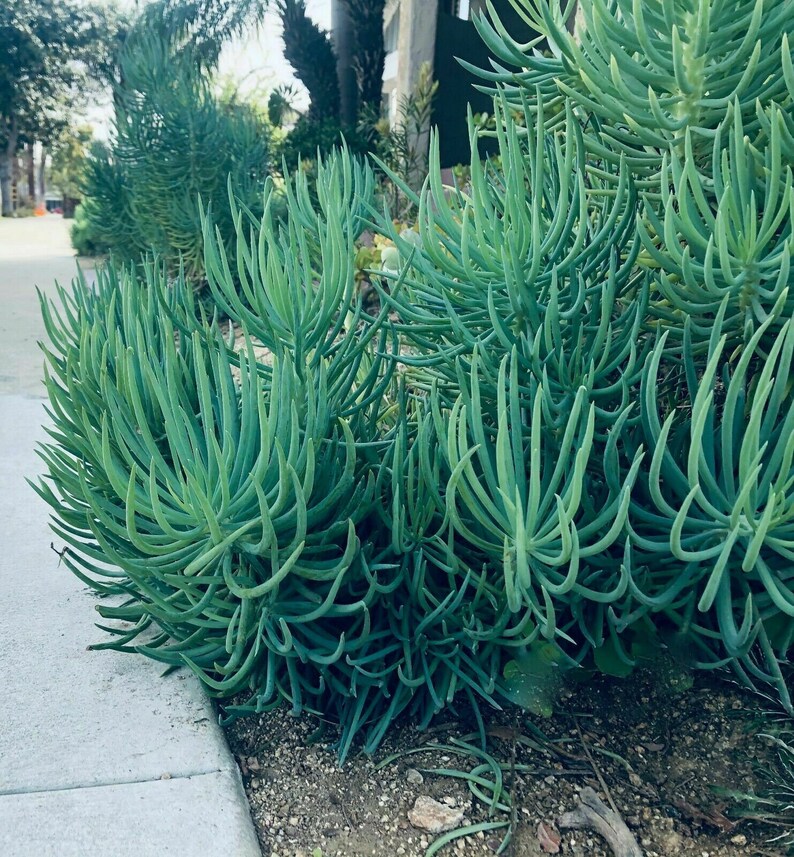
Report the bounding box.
[0,218,260,857]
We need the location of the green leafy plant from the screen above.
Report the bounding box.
[718,709,794,852]
[632,304,794,709]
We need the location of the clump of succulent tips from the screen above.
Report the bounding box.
[36,0,794,758]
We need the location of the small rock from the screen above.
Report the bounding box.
[160,772,171,780]
[628,772,642,787]
[406,768,424,786]
[730,834,747,846]
[408,796,465,834]
[442,796,457,807]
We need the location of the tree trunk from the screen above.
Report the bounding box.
[0,162,12,215]
[331,0,357,125]
[0,119,18,217]
[38,146,47,205]
[26,143,35,201]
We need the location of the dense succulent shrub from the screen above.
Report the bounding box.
[37,0,794,759]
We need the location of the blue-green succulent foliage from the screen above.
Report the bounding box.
[37,0,794,757]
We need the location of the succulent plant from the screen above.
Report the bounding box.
[36,1,794,760]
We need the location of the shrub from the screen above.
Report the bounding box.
[78,7,271,282]
[276,115,364,170]
[37,0,794,760]
[70,202,108,257]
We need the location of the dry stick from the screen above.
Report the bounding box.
[558,787,644,857]
[509,727,518,849]
[575,719,619,814]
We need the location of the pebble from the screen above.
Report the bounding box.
[730,834,748,845]
[406,768,424,786]
[657,830,683,853]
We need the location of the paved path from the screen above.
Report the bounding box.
[0,217,260,856]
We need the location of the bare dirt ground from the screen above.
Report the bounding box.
[225,669,788,857]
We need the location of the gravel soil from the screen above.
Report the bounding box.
[224,670,788,857]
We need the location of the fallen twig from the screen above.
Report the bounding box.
[575,719,619,814]
[558,787,643,857]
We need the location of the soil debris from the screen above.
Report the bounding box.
[223,671,788,857]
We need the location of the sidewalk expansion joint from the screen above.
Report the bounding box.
[0,766,230,798]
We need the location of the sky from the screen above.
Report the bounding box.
[217,0,331,109]
[85,0,332,138]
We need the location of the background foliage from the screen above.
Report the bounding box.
[0,0,117,216]
[76,0,270,280]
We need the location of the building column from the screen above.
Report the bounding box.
[397,0,439,102]
[396,0,439,184]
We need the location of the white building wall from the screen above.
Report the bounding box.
[382,0,439,122]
